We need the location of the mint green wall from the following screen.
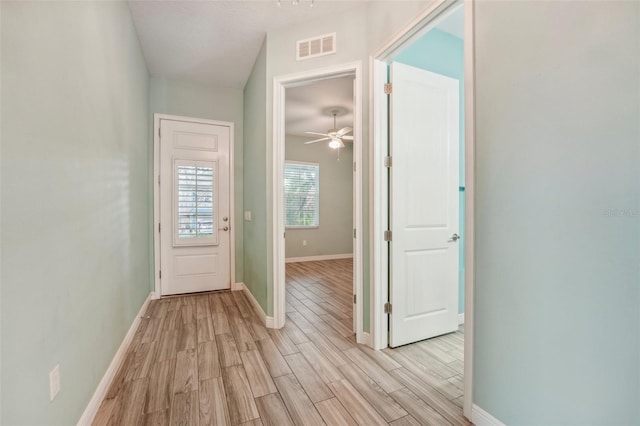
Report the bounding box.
[260,1,429,331]
[474,1,640,423]
[285,135,353,258]
[243,39,269,313]
[150,78,244,283]
[393,29,465,314]
[1,1,150,424]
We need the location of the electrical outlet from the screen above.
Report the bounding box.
[302,240,307,246]
[244,211,252,221]
[49,365,60,401]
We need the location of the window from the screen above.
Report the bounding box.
[174,159,217,245]
[284,161,319,228]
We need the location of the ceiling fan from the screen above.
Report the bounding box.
[304,110,353,149]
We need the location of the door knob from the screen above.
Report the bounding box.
[222,226,229,232]
[449,233,460,242]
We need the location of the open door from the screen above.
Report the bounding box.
[389,62,459,347]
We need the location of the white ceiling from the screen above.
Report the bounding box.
[285,76,354,138]
[127,1,459,135]
[127,0,365,89]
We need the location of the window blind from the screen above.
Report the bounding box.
[177,165,214,239]
[284,162,319,228]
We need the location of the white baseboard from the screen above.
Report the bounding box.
[458,313,465,325]
[77,293,152,426]
[236,282,275,329]
[357,331,372,347]
[285,253,353,263]
[471,404,506,426]
[231,281,244,291]
[265,316,275,328]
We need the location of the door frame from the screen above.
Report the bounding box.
[152,113,236,299]
[272,61,365,344]
[370,0,475,419]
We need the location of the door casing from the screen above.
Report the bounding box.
[153,113,236,299]
[272,62,364,344]
[370,0,475,419]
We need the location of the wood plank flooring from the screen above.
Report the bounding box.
[94,259,467,425]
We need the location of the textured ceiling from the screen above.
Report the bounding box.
[285,76,354,139]
[128,0,365,89]
[128,1,460,133]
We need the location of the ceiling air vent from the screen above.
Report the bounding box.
[296,32,336,61]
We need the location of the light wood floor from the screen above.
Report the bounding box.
[93,259,467,425]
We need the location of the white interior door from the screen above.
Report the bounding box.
[389,62,459,348]
[159,118,231,295]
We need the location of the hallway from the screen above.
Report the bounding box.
[93,259,466,425]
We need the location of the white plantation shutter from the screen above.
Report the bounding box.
[284,161,319,228]
[174,159,218,245]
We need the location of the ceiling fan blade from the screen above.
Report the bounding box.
[304,137,331,144]
[336,127,352,136]
[341,136,354,141]
[304,131,329,137]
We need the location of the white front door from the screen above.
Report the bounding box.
[389,62,459,348]
[159,118,231,295]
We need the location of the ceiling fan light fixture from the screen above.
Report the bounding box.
[329,139,343,149]
[302,107,352,149]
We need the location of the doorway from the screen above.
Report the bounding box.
[272,62,364,344]
[284,76,356,335]
[153,114,236,297]
[371,1,473,418]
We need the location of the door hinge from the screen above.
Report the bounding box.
[158,223,161,233]
[353,294,356,304]
[384,83,393,94]
[384,156,392,168]
[384,230,392,241]
[159,270,162,279]
[157,175,160,185]
[353,162,356,172]
[384,302,392,314]
[158,127,161,138]
[353,228,356,239]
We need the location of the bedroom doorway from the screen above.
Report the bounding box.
[272,62,365,344]
[284,76,356,339]
[371,0,475,420]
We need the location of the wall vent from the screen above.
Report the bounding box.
[296,32,336,61]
